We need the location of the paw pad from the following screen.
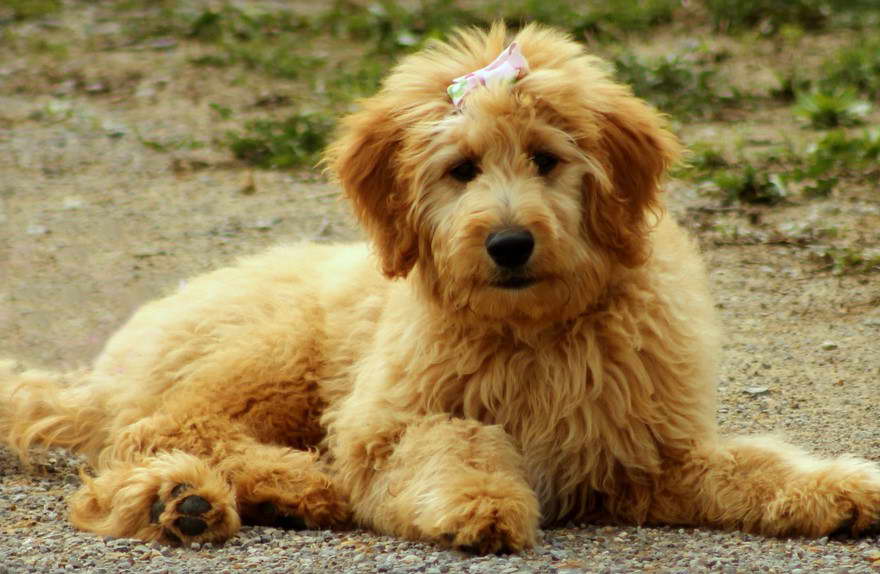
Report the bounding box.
[175,516,208,536]
[150,484,214,542]
[178,495,212,516]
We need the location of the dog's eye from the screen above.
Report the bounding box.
[532,152,559,176]
[449,159,479,183]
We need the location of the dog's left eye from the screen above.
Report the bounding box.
[449,159,480,183]
[532,152,559,176]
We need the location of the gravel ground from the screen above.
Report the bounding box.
[2,445,880,573]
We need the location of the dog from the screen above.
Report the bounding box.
[2,23,879,553]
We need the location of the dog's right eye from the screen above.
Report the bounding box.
[449,159,479,183]
[532,152,559,176]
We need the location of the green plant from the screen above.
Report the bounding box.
[187,6,318,79]
[322,0,479,56]
[794,129,880,184]
[690,145,729,171]
[794,88,871,129]
[802,177,836,199]
[819,36,880,100]
[712,164,787,205]
[327,57,389,101]
[579,0,677,34]
[2,0,62,21]
[704,0,828,34]
[770,69,811,102]
[817,247,880,275]
[226,113,334,169]
[116,1,193,42]
[209,103,233,120]
[495,0,677,39]
[612,49,736,118]
[675,144,729,179]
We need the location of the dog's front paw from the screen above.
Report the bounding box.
[419,476,540,554]
[151,482,239,545]
[435,493,538,554]
[764,457,880,538]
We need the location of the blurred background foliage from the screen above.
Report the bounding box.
[3,0,878,229]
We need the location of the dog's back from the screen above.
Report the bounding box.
[1,241,386,465]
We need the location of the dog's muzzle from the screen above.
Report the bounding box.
[485,228,534,269]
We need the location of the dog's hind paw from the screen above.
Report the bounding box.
[70,451,242,545]
[150,482,240,546]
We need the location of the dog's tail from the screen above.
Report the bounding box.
[0,359,111,465]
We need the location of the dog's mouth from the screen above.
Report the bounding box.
[490,274,539,290]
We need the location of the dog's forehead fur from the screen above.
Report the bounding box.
[385,24,615,156]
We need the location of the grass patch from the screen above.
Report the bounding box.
[225,112,334,169]
[1,0,62,21]
[321,0,680,56]
[770,69,812,102]
[793,129,880,194]
[703,0,880,34]
[495,0,677,39]
[188,5,319,79]
[704,0,828,34]
[711,165,787,205]
[322,0,479,56]
[794,88,871,129]
[683,130,879,202]
[819,36,880,100]
[675,144,729,179]
[611,47,737,119]
[815,246,880,275]
[327,58,390,102]
[115,1,193,43]
[773,36,880,106]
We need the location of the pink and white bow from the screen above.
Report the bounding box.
[447,43,529,108]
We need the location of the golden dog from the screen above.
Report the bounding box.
[3,24,879,553]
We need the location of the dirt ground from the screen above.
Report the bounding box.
[2,2,880,572]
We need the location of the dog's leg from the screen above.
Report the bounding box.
[648,436,880,537]
[215,443,350,530]
[332,414,540,553]
[70,450,241,545]
[90,411,348,540]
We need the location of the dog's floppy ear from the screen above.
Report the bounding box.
[325,102,418,279]
[585,94,681,267]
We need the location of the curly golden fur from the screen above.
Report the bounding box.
[2,24,879,552]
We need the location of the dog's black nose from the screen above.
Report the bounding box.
[485,228,534,269]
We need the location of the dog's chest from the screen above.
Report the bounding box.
[426,326,668,494]
[447,336,597,440]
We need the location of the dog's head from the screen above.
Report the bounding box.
[325,23,680,323]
